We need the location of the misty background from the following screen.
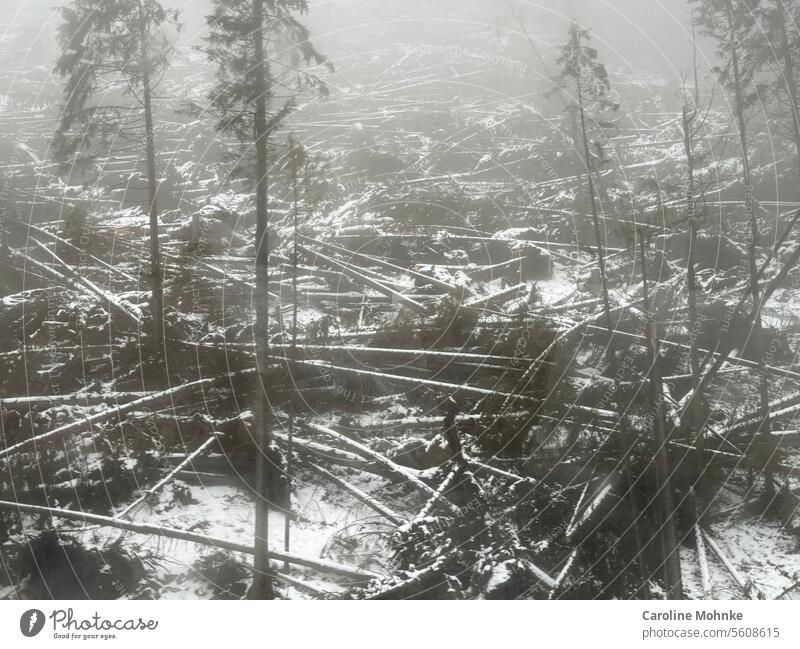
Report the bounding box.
[0,0,711,103]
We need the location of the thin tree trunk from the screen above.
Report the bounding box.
[724,0,774,497]
[252,0,273,600]
[572,22,649,594]
[284,152,299,565]
[573,23,614,349]
[640,237,684,600]
[0,499,375,581]
[682,102,706,484]
[137,1,164,353]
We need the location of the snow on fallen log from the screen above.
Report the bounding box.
[368,557,449,599]
[357,411,529,431]
[519,558,557,590]
[27,238,143,324]
[463,283,528,310]
[465,456,534,484]
[565,480,591,535]
[669,441,800,477]
[302,421,461,514]
[544,297,605,315]
[0,375,246,459]
[298,243,427,313]
[459,257,527,283]
[410,466,460,524]
[278,356,534,402]
[301,235,467,296]
[723,393,800,437]
[548,548,578,599]
[564,479,616,543]
[8,217,136,282]
[115,432,225,520]
[0,499,376,582]
[0,391,151,409]
[271,344,531,365]
[701,530,764,599]
[237,412,370,469]
[307,461,406,526]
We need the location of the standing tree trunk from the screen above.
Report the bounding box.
[284,149,299,565]
[572,22,649,594]
[252,0,274,600]
[682,101,706,486]
[138,0,164,353]
[573,26,613,352]
[640,237,684,600]
[724,0,774,498]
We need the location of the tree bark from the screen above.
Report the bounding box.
[137,0,164,353]
[682,102,706,485]
[640,238,684,600]
[724,0,774,497]
[252,0,274,600]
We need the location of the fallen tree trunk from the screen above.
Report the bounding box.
[116,432,225,519]
[301,235,467,296]
[307,461,405,526]
[701,529,763,599]
[0,375,248,459]
[298,244,426,313]
[548,548,578,599]
[27,238,142,324]
[464,283,527,310]
[302,421,461,514]
[368,557,448,599]
[277,356,535,402]
[519,558,557,590]
[271,344,532,365]
[0,499,376,582]
[411,466,460,524]
[564,480,615,543]
[8,217,137,282]
[357,411,529,431]
[0,392,151,409]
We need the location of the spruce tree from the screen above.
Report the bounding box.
[693,0,775,498]
[54,0,180,352]
[203,0,329,599]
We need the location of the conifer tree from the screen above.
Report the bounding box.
[203,0,329,599]
[54,0,180,351]
[692,0,775,497]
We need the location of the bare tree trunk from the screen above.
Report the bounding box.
[573,24,614,349]
[682,102,706,485]
[640,237,684,600]
[284,154,299,566]
[724,0,774,498]
[137,1,163,353]
[252,0,274,600]
[572,22,649,595]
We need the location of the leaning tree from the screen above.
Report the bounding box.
[203,0,330,599]
[54,0,181,352]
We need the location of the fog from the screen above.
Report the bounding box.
[0,0,711,86]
